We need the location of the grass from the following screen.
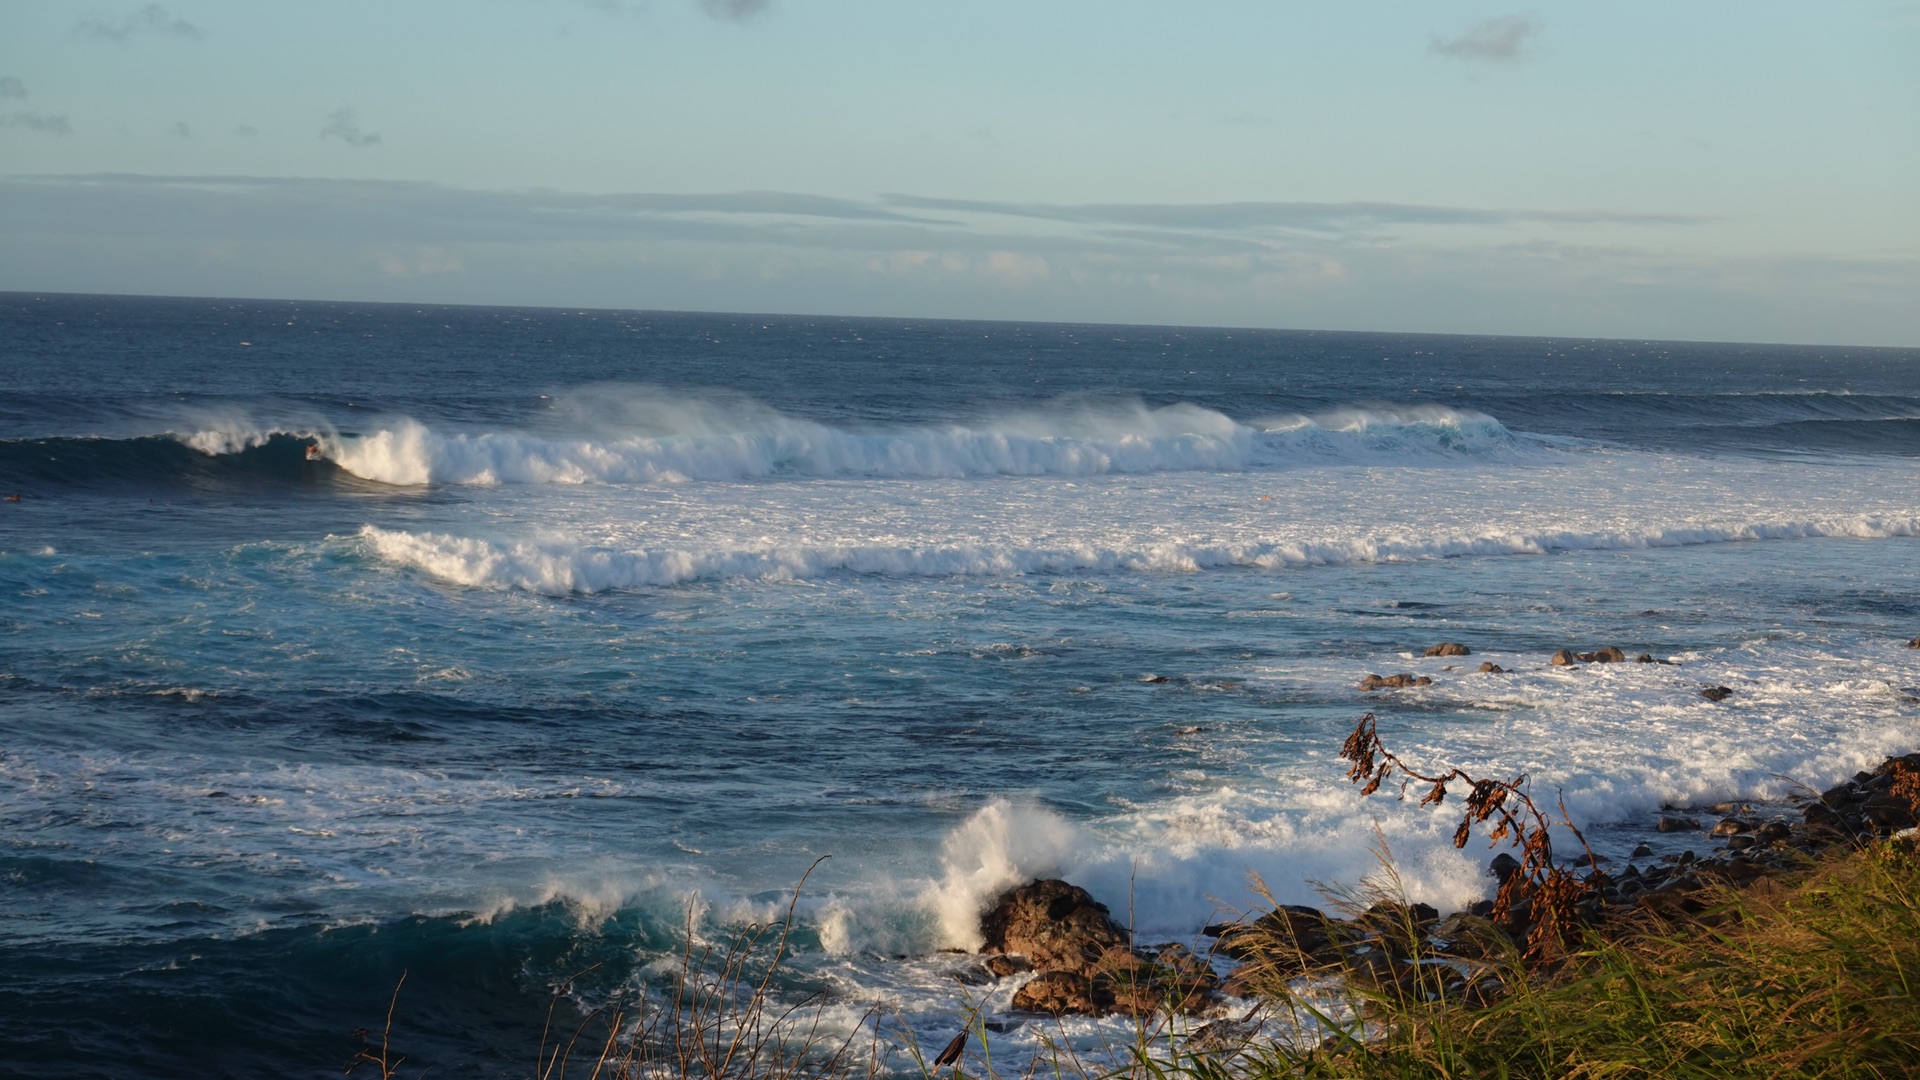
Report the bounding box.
[1225,837,1920,1080]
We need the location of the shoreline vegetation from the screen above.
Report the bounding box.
[356,639,1920,1080]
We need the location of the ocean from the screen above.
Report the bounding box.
[3,291,1918,1078]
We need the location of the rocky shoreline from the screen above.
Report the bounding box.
[941,638,1920,1023]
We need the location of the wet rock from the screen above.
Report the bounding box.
[1907,638,1920,649]
[1094,949,1218,1017]
[1631,842,1654,858]
[1657,816,1702,833]
[1551,649,1577,667]
[1359,673,1432,690]
[1478,661,1507,673]
[1142,675,1170,684]
[1425,913,1513,961]
[1207,904,1346,971]
[979,879,1127,974]
[1489,852,1522,882]
[1011,971,1107,1016]
[1424,642,1472,657]
[1588,646,1628,663]
[983,954,1031,978]
[1636,654,1657,663]
[1711,818,1754,837]
[1700,686,1734,702]
[1725,835,1755,852]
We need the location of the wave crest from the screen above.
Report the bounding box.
[311,399,1519,486]
[355,515,1920,594]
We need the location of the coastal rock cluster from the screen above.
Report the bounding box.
[971,879,1219,1017]
[963,747,1920,1018]
[1353,641,1762,702]
[1360,643,1673,694]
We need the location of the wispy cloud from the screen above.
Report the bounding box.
[3,112,73,136]
[320,108,381,148]
[879,194,1705,232]
[700,0,770,21]
[1429,15,1540,63]
[74,5,203,42]
[0,77,26,100]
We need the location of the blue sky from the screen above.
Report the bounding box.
[2,1,1916,344]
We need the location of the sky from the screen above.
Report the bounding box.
[1,1,1916,345]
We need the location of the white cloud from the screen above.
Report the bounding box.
[1429,15,1540,63]
[320,108,382,148]
[74,5,203,42]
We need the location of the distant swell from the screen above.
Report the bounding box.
[357,515,1920,594]
[0,433,330,489]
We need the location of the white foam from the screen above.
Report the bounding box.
[357,513,1920,594]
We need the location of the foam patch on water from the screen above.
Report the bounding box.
[356,513,1920,594]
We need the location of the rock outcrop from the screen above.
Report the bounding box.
[979,879,1219,1018]
[1359,673,1432,690]
[1424,642,1472,657]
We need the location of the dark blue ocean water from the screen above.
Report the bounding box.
[3,292,1919,1078]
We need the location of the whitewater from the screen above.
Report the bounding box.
[3,294,1918,1078]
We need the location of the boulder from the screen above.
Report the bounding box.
[1359,673,1431,690]
[1710,818,1753,837]
[1093,947,1218,1017]
[1206,904,1346,971]
[1700,686,1734,702]
[1657,816,1701,833]
[1478,661,1506,673]
[1631,842,1654,858]
[979,879,1127,973]
[1424,642,1472,657]
[1551,650,1577,666]
[1011,971,1108,1016]
[982,954,1031,978]
[1907,638,1920,649]
[1588,646,1628,663]
[1636,654,1657,663]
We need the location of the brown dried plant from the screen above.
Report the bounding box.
[1338,712,1603,962]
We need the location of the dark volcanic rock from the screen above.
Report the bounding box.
[1700,686,1734,702]
[1425,642,1472,657]
[1657,816,1702,833]
[1359,673,1432,690]
[1711,818,1754,837]
[980,879,1127,973]
[983,954,1031,978]
[1012,971,1107,1015]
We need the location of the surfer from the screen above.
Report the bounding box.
[305,442,322,461]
